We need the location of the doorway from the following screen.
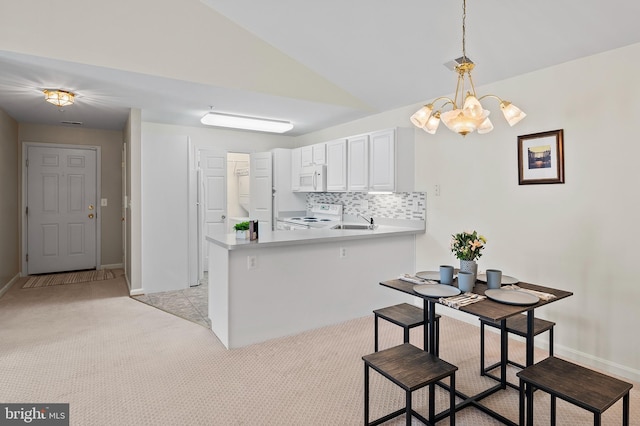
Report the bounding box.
[22,143,101,275]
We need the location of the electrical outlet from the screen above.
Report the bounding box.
[247,255,257,269]
[339,247,347,258]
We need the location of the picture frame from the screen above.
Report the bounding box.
[517,129,564,185]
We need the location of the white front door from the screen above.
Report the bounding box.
[26,145,98,274]
[250,152,273,231]
[199,149,226,273]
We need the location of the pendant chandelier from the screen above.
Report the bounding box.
[410,0,525,136]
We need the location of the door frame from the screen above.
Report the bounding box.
[21,142,102,275]
[188,144,255,287]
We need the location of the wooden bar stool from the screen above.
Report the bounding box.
[480,314,555,388]
[374,303,440,352]
[517,356,633,426]
[363,343,457,426]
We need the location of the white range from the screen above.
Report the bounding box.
[277,203,343,230]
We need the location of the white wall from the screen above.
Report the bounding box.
[294,43,640,382]
[136,43,640,381]
[139,123,293,294]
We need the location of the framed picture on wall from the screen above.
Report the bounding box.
[517,129,565,185]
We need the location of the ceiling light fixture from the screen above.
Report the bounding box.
[200,112,294,133]
[43,89,75,107]
[410,0,525,136]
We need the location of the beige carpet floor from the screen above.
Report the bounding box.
[0,270,637,425]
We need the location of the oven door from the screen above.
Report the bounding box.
[276,220,310,231]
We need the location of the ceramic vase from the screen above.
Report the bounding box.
[459,259,478,279]
[236,230,249,239]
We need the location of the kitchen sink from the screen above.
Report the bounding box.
[331,224,374,230]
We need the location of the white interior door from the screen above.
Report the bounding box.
[199,149,226,273]
[249,152,273,231]
[26,145,98,274]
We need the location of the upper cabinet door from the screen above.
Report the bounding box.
[312,143,326,165]
[369,129,396,191]
[326,139,347,192]
[300,146,313,167]
[347,134,369,191]
[301,143,326,166]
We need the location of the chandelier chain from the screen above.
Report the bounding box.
[462,0,467,61]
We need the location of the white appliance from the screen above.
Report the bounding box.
[278,203,343,230]
[298,164,326,192]
[272,149,307,229]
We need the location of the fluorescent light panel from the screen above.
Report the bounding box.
[200,112,293,133]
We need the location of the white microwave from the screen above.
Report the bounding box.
[298,164,326,192]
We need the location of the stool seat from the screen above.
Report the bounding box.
[517,356,633,425]
[363,343,457,425]
[480,314,555,388]
[374,303,440,352]
[484,314,555,337]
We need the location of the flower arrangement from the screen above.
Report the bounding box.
[450,230,487,261]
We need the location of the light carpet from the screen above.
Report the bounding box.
[1,271,637,425]
[22,269,115,289]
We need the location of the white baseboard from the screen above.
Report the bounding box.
[428,299,640,383]
[101,263,123,270]
[553,343,640,383]
[0,273,21,298]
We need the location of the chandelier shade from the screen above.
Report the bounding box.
[43,89,75,107]
[410,0,525,136]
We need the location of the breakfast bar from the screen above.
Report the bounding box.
[206,224,423,349]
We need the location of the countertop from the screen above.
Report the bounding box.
[206,222,424,250]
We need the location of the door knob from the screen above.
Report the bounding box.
[88,213,94,219]
[88,204,94,210]
[221,215,226,219]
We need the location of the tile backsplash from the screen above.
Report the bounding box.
[307,192,426,221]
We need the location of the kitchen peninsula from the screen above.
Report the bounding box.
[207,222,424,348]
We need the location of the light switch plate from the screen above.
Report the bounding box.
[101,198,108,206]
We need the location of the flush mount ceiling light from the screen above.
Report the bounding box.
[43,89,75,107]
[200,112,294,133]
[410,0,526,136]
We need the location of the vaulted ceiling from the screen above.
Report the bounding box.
[1,0,639,135]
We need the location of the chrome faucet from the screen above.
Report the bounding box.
[358,214,375,229]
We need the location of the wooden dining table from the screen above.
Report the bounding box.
[380,278,573,425]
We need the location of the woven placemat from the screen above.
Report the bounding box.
[22,269,115,289]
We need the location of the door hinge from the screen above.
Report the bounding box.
[26,254,29,262]
[26,159,29,167]
[25,206,28,215]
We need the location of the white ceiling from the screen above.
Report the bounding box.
[1,0,640,135]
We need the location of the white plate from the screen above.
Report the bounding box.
[485,289,539,305]
[476,274,519,285]
[413,284,461,297]
[415,270,458,281]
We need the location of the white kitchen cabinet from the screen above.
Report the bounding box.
[312,143,326,165]
[347,134,369,191]
[326,139,347,191]
[369,128,396,191]
[291,147,302,191]
[301,143,326,166]
[300,146,313,167]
